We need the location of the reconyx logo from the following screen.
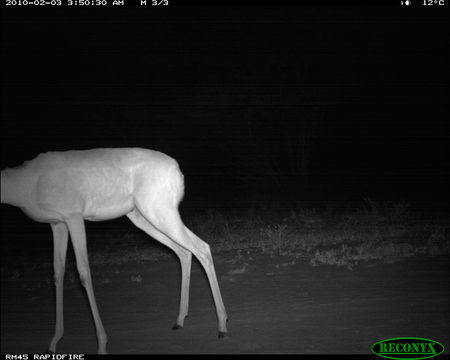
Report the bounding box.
[371,337,445,360]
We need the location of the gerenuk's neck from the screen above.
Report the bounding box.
[1,168,30,207]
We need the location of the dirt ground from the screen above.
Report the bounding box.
[1,252,449,354]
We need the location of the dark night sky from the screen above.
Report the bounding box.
[1,2,449,210]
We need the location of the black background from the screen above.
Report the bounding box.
[1,1,449,234]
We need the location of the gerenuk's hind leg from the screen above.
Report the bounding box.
[137,202,228,337]
[127,209,192,329]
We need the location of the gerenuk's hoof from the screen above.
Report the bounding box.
[218,331,226,338]
[172,324,183,330]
